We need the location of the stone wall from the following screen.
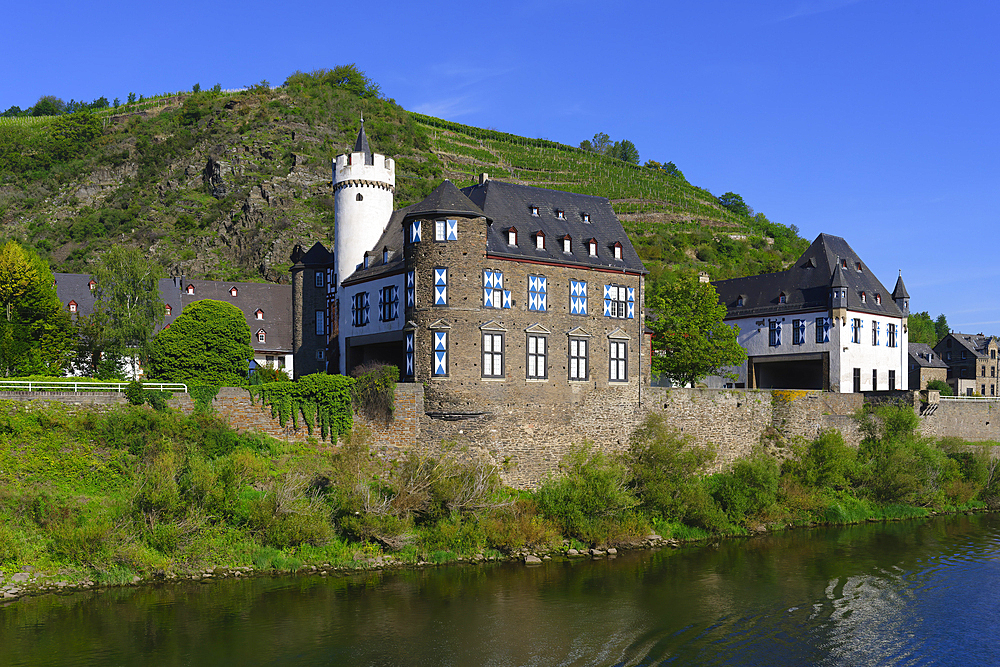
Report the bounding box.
[918,398,1000,441]
[0,391,127,407]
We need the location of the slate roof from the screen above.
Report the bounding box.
[341,203,415,286]
[404,180,487,221]
[712,233,905,319]
[54,273,292,354]
[461,179,645,273]
[936,332,997,360]
[353,122,374,165]
[291,241,333,269]
[909,343,948,368]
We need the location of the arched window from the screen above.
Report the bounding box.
[165,304,172,316]
[356,193,363,201]
[257,330,266,343]
[68,301,77,313]
[230,286,238,297]
[778,292,786,304]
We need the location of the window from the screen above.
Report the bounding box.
[351,293,368,327]
[861,291,866,303]
[569,338,588,380]
[603,284,634,319]
[434,219,458,242]
[530,206,539,217]
[853,368,861,393]
[383,248,389,264]
[816,317,830,343]
[562,236,572,253]
[527,334,547,379]
[737,296,745,307]
[356,193,363,201]
[313,270,324,288]
[380,285,399,321]
[432,331,448,377]
[570,280,588,315]
[613,243,623,260]
[363,255,369,269]
[769,320,782,347]
[588,239,598,257]
[778,292,787,304]
[875,293,881,304]
[609,341,628,382]
[889,370,896,391]
[87,280,96,291]
[257,330,266,343]
[993,350,997,359]
[983,366,987,377]
[186,284,195,295]
[255,309,263,320]
[165,304,172,316]
[435,220,446,242]
[842,259,848,269]
[535,232,545,250]
[433,268,448,306]
[792,319,805,345]
[482,333,504,378]
[872,369,878,391]
[582,213,590,223]
[316,309,326,335]
[528,275,547,312]
[856,262,863,272]
[68,301,77,313]
[888,323,897,347]
[317,349,325,361]
[507,228,517,246]
[873,321,880,346]
[852,318,862,344]
[483,270,511,308]
[962,350,968,360]
[946,351,952,361]
[230,286,238,297]
[556,209,565,220]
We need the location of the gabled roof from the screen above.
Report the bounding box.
[461,179,645,273]
[54,274,179,332]
[403,180,487,221]
[713,233,904,319]
[909,343,948,368]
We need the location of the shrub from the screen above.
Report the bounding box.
[125,380,145,405]
[783,429,857,489]
[709,454,780,526]
[927,380,953,396]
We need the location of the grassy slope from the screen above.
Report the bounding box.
[0,75,808,288]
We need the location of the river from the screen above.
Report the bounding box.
[2,513,999,666]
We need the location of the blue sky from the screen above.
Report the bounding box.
[4,0,997,331]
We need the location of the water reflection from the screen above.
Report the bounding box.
[2,514,1000,666]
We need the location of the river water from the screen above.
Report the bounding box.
[3,513,1000,666]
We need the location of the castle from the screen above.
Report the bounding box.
[291,122,649,414]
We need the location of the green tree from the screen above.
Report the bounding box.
[127,92,136,104]
[934,314,950,341]
[647,273,746,387]
[908,311,937,345]
[148,299,253,385]
[608,139,640,164]
[0,241,73,375]
[717,192,752,217]
[91,246,164,378]
[31,95,65,116]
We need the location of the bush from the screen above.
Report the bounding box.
[125,380,145,405]
[783,429,856,489]
[709,454,780,526]
[927,380,953,396]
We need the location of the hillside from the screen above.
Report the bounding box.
[0,68,808,286]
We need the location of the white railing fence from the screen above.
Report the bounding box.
[0,380,188,393]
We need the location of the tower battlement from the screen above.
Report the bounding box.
[334,152,395,186]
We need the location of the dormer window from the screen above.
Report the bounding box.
[255,309,264,320]
[257,329,266,343]
[875,293,881,304]
[68,301,77,313]
[535,231,545,250]
[88,280,96,291]
[841,259,848,269]
[186,284,195,295]
[230,286,238,297]
[530,206,539,217]
[582,213,590,223]
[588,239,598,257]
[861,291,866,303]
[556,209,565,220]
[562,236,572,253]
[778,292,786,304]
[737,296,744,307]
[613,242,623,260]
[856,262,862,272]
[363,255,370,269]
[165,304,172,316]
[507,228,517,246]
[382,248,389,264]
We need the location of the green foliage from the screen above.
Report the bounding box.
[284,64,382,99]
[717,192,752,217]
[148,299,252,385]
[249,374,355,442]
[783,429,857,489]
[124,380,145,405]
[607,139,640,164]
[908,312,938,345]
[189,384,220,413]
[927,379,953,396]
[534,445,644,545]
[647,272,746,386]
[350,363,398,424]
[708,454,781,526]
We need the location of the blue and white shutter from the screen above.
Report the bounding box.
[822,318,830,343]
[797,319,805,344]
[433,332,448,376]
[528,275,547,312]
[627,287,635,319]
[446,219,458,241]
[874,321,880,345]
[434,268,448,305]
[483,270,495,307]
[570,280,588,315]
[405,332,414,377]
[603,284,613,317]
[409,219,422,243]
[406,271,415,308]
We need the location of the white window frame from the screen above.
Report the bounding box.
[482,332,505,378]
[609,340,628,382]
[527,334,547,379]
[569,337,589,381]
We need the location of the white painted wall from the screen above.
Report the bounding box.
[339,273,406,373]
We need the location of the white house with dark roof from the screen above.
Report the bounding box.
[712,233,909,392]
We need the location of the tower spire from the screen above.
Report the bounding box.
[353,116,372,164]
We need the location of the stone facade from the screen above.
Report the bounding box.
[934,333,1000,397]
[290,243,335,378]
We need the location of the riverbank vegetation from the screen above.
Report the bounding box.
[0,400,996,587]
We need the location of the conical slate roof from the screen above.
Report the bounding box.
[831,265,849,288]
[892,273,910,299]
[353,121,371,156]
[403,180,487,221]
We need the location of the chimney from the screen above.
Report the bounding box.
[479,173,489,185]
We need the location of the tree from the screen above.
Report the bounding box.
[717,192,752,217]
[31,95,65,117]
[647,273,746,387]
[608,139,640,164]
[91,246,164,378]
[908,312,937,345]
[0,241,73,375]
[147,299,253,385]
[934,314,950,341]
[127,92,136,104]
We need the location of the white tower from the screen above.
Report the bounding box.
[334,120,395,372]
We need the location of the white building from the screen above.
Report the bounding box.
[712,233,909,392]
